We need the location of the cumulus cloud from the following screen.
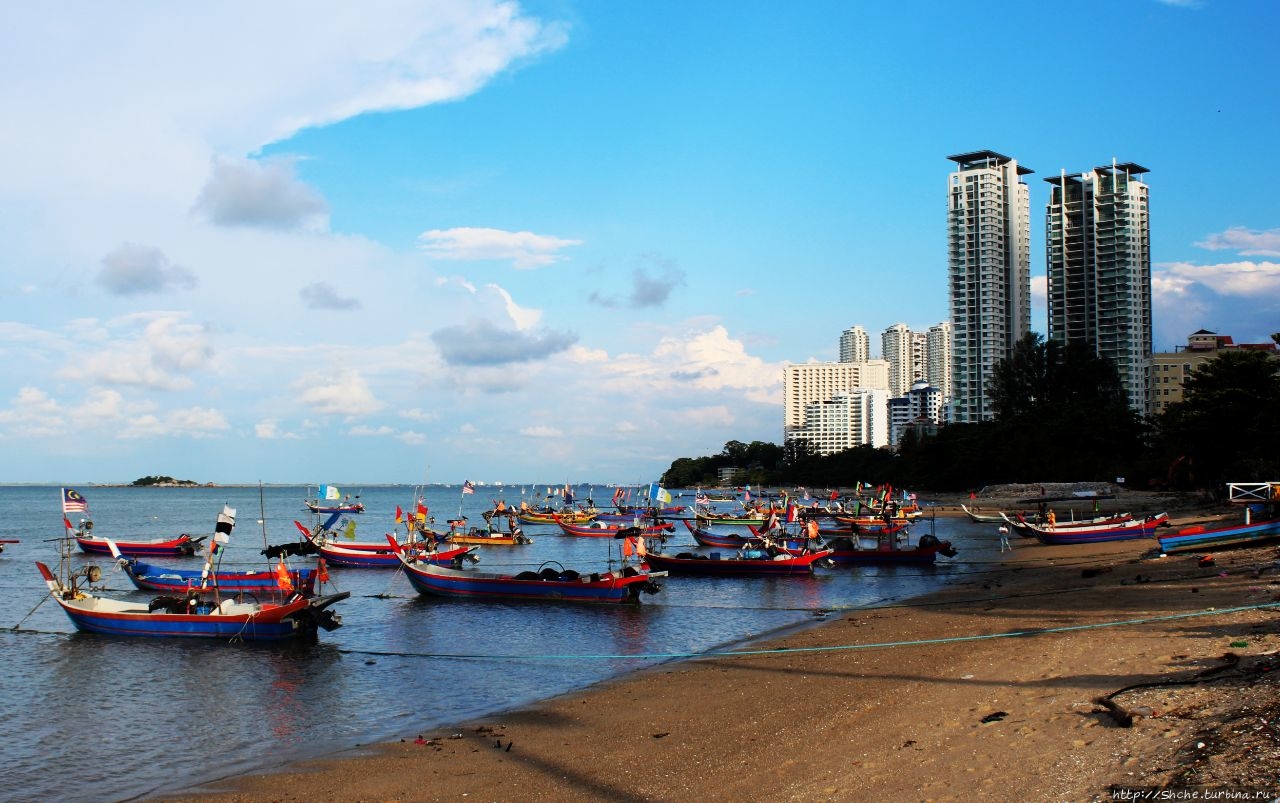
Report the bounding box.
[193,156,328,230]
[1158,260,1280,297]
[69,313,215,391]
[98,243,198,295]
[118,407,230,439]
[300,282,361,310]
[255,419,302,440]
[431,319,577,366]
[1152,260,1280,347]
[1195,227,1280,257]
[0,387,64,437]
[295,368,385,417]
[419,227,582,268]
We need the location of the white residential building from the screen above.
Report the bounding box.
[792,390,890,454]
[839,325,869,364]
[784,360,889,431]
[888,380,944,446]
[947,150,1033,423]
[926,321,953,402]
[881,323,915,397]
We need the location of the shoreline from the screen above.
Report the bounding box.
[163,496,1280,802]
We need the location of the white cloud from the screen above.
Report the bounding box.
[419,227,582,268]
[68,313,215,391]
[295,368,385,417]
[1195,227,1280,258]
[400,408,440,422]
[0,387,64,437]
[1158,260,1280,296]
[255,419,302,440]
[119,407,230,439]
[520,425,564,438]
[486,284,542,330]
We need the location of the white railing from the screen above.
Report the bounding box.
[1227,483,1280,504]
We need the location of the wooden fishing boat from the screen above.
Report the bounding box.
[960,504,1009,524]
[444,528,532,546]
[37,562,348,641]
[682,519,758,549]
[319,540,476,569]
[37,504,349,642]
[516,508,594,525]
[116,556,318,597]
[693,512,769,526]
[1022,513,1169,545]
[305,501,365,514]
[1157,517,1280,554]
[389,539,663,604]
[821,533,957,566]
[554,515,674,538]
[641,546,834,576]
[304,484,364,514]
[73,522,205,557]
[595,505,686,523]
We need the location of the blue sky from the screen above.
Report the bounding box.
[2,0,1278,485]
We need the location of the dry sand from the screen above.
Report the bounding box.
[164,491,1280,802]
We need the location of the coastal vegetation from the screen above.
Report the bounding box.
[661,334,1280,492]
[130,475,200,487]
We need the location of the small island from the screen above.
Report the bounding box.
[130,475,201,487]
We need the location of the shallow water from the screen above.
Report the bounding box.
[0,484,1002,801]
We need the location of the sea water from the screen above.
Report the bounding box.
[0,484,1002,802]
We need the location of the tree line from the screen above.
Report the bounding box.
[660,333,1280,493]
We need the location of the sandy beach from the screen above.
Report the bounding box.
[165,491,1280,802]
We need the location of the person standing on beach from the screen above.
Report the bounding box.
[998,525,1011,552]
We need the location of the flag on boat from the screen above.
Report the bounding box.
[416,501,428,521]
[646,483,672,504]
[395,505,404,524]
[274,560,294,591]
[343,519,357,540]
[564,484,574,505]
[320,485,341,501]
[61,488,88,513]
[695,491,710,506]
[63,516,74,531]
[785,503,798,524]
[462,480,475,495]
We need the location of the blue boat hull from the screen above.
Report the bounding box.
[1158,519,1280,554]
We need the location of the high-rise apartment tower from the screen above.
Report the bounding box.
[946,151,1033,422]
[1045,160,1153,416]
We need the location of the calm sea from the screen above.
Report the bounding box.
[0,484,1000,802]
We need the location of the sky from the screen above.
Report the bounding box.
[2,0,1278,485]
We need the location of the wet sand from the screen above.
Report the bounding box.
[164,496,1280,802]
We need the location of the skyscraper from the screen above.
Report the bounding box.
[1045,160,1152,415]
[839,325,869,364]
[946,151,1033,423]
[926,321,953,403]
[881,323,914,397]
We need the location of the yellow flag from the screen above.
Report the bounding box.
[344,519,357,540]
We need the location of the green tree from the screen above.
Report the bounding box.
[1156,349,1280,487]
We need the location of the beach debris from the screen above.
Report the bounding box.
[652,732,670,739]
[506,741,513,752]
[979,711,1007,724]
[1198,555,1215,568]
[493,739,502,749]
[1081,566,1113,578]
[414,735,426,745]
[1230,641,1249,648]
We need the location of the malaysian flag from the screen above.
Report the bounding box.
[695,492,710,506]
[462,480,475,495]
[62,488,88,513]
